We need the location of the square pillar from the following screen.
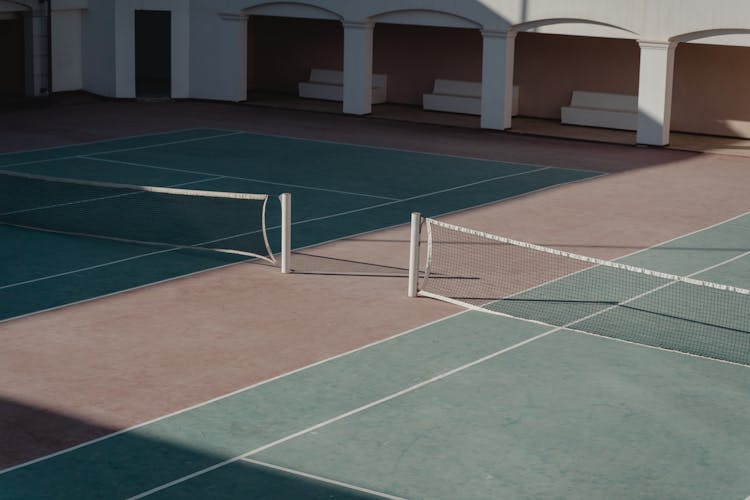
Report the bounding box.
[215,12,249,102]
[480,30,516,130]
[637,41,677,146]
[343,20,374,115]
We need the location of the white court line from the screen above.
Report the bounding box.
[126,327,563,499]
[211,128,611,175]
[0,166,549,293]
[82,156,398,201]
[241,458,407,500]
[0,131,245,170]
[0,309,468,475]
[282,166,551,228]
[1,176,227,217]
[3,207,748,477]
[0,128,219,156]
[129,232,750,497]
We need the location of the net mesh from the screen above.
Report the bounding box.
[0,170,275,262]
[420,217,750,366]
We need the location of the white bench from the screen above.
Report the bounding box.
[561,91,638,131]
[298,69,387,104]
[422,79,519,116]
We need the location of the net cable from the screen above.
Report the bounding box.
[0,169,276,262]
[418,217,750,366]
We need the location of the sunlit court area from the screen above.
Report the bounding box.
[1,1,750,499]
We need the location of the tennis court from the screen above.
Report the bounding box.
[0,128,598,322]
[2,210,749,498]
[1,110,749,499]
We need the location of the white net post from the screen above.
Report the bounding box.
[280,193,291,274]
[408,212,422,297]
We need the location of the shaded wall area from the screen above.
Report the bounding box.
[246,17,750,139]
[372,24,482,105]
[0,15,26,101]
[513,32,640,119]
[247,16,343,94]
[672,43,750,139]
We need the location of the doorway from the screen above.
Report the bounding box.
[135,10,171,98]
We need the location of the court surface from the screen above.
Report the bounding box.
[1,103,749,499]
[0,128,599,322]
[1,211,749,498]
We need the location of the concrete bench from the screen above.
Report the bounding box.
[422,79,519,116]
[561,91,638,131]
[298,69,387,104]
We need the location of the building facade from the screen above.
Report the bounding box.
[3,0,750,145]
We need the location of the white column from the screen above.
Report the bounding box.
[30,4,51,96]
[636,41,677,146]
[343,20,374,115]
[216,13,249,102]
[170,5,191,99]
[480,30,516,130]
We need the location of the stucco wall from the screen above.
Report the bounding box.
[672,43,750,138]
[0,16,25,96]
[52,10,83,92]
[373,24,482,105]
[248,16,342,94]
[514,32,640,119]
[82,2,116,97]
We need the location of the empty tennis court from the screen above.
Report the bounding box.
[1,101,749,499]
[0,128,599,322]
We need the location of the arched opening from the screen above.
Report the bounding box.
[670,30,750,139]
[0,9,29,104]
[372,23,482,107]
[134,10,172,98]
[244,3,344,109]
[513,20,639,127]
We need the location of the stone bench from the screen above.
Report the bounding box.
[561,91,638,131]
[422,79,519,116]
[298,68,387,104]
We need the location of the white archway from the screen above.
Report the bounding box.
[512,18,638,38]
[242,2,342,21]
[371,9,481,29]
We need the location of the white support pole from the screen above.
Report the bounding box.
[279,193,291,274]
[343,20,374,115]
[636,40,677,146]
[480,30,516,130]
[408,212,422,298]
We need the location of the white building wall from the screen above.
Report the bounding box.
[189,6,249,101]
[112,0,190,99]
[222,0,750,44]
[82,2,116,96]
[52,9,83,92]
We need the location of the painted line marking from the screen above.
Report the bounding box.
[0,309,469,475]
[0,167,548,293]
[0,131,245,170]
[126,327,563,499]
[207,127,609,175]
[241,458,407,500]
[1,176,226,217]
[82,156,398,201]
[0,128,225,156]
[3,207,749,477]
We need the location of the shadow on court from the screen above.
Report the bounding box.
[0,397,384,499]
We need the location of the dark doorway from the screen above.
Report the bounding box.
[0,14,26,104]
[135,10,171,98]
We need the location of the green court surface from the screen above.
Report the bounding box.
[0,129,600,322]
[1,206,748,498]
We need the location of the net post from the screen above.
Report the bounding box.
[279,193,291,274]
[408,212,422,298]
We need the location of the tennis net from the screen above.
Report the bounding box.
[0,170,288,264]
[409,215,750,366]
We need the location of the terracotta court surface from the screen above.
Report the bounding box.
[1,98,749,499]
